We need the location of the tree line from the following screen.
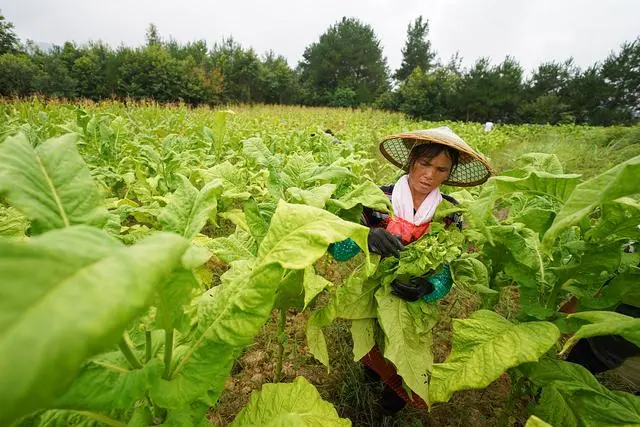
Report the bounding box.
[0,12,638,125]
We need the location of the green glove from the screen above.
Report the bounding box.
[422,264,453,303]
[328,238,361,261]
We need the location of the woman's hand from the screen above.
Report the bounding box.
[368,228,404,258]
[391,276,434,302]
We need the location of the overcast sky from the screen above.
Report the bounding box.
[3,0,639,75]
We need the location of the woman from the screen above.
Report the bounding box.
[329,126,492,414]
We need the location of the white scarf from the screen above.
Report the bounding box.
[391,175,442,226]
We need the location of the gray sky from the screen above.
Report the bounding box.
[3,0,639,74]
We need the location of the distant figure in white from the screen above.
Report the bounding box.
[484,121,494,133]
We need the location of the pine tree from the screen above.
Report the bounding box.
[394,16,436,82]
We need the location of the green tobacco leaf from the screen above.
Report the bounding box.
[274,269,304,310]
[208,228,257,264]
[393,230,463,279]
[450,256,495,294]
[515,153,565,175]
[429,310,559,403]
[154,269,200,332]
[524,358,640,427]
[494,171,579,202]
[199,162,251,201]
[468,171,579,240]
[524,415,554,427]
[0,227,188,426]
[0,133,109,233]
[150,264,284,409]
[158,175,221,239]
[512,205,557,238]
[243,137,277,168]
[53,353,162,411]
[585,197,640,243]
[484,224,545,289]
[582,267,640,309]
[326,181,392,212]
[256,200,370,269]
[306,309,331,367]
[302,164,354,185]
[283,153,319,187]
[376,286,437,404]
[286,184,337,208]
[560,311,640,355]
[207,110,232,156]
[243,198,269,245]
[542,155,640,252]
[0,206,29,238]
[25,409,127,427]
[306,261,379,366]
[230,377,351,426]
[351,318,376,362]
[303,266,332,309]
[549,241,621,290]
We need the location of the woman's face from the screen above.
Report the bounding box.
[408,151,453,197]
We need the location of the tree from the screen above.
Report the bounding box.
[527,59,576,98]
[601,38,640,122]
[32,55,77,98]
[210,37,262,103]
[564,65,617,125]
[145,23,161,47]
[519,59,576,124]
[0,10,20,54]
[394,16,437,81]
[298,17,389,106]
[396,66,459,120]
[258,51,298,104]
[455,56,523,122]
[0,53,37,96]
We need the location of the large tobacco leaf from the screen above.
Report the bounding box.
[230,377,351,426]
[53,352,162,411]
[256,200,370,269]
[376,286,437,404]
[468,171,579,242]
[158,174,221,239]
[306,261,379,366]
[0,133,109,234]
[560,311,640,354]
[0,226,188,426]
[542,154,640,252]
[523,358,640,427]
[429,310,559,403]
[326,180,392,213]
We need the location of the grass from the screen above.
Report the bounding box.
[487,126,640,178]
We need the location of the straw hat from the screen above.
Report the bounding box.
[379,126,493,187]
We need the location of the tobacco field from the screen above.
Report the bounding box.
[1,100,640,426]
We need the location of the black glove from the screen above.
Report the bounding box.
[368,228,404,258]
[391,275,434,302]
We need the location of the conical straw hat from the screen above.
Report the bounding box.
[379,126,493,187]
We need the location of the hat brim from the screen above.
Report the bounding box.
[379,129,493,187]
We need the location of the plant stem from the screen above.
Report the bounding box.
[274,309,287,383]
[145,331,152,363]
[118,337,143,370]
[546,279,571,309]
[163,328,174,380]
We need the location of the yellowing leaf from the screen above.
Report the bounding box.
[430,310,559,403]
